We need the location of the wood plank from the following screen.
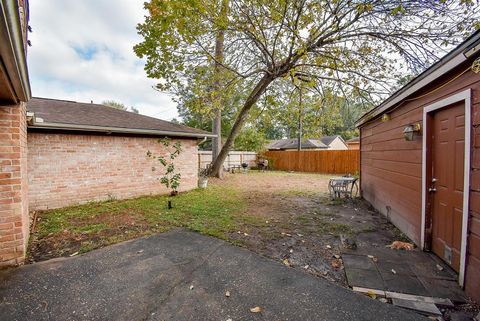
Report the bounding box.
[360,172,422,226]
[352,286,386,297]
[391,298,442,316]
[369,140,423,152]
[465,255,480,303]
[468,232,480,260]
[386,291,453,307]
[362,150,421,164]
[471,191,480,214]
[366,159,421,177]
[361,166,422,192]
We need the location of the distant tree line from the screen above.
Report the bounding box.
[103,100,140,114]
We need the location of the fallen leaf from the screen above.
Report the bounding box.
[250,307,262,313]
[387,241,414,250]
[366,290,377,299]
[283,259,290,266]
[304,265,309,269]
[225,291,231,297]
[331,259,341,269]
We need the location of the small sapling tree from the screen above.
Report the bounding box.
[147,138,182,208]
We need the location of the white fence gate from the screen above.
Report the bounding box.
[198,151,257,169]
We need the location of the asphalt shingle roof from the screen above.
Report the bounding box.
[27,97,210,137]
[268,137,343,150]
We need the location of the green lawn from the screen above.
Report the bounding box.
[29,184,262,261]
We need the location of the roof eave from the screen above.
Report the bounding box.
[28,122,217,138]
[0,0,31,103]
[355,31,480,128]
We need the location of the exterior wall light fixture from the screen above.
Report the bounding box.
[403,123,421,141]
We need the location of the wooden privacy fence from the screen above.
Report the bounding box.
[263,150,360,174]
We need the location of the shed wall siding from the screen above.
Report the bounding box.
[360,64,480,302]
[27,133,198,210]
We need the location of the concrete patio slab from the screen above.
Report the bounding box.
[342,248,466,303]
[0,230,427,321]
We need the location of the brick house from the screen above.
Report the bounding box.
[26,97,214,211]
[0,1,213,266]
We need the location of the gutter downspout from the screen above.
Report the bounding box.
[197,136,208,146]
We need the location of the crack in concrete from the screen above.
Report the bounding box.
[143,242,226,320]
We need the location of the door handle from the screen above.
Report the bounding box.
[429,187,437,192]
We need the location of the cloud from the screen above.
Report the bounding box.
[27,0,178,120]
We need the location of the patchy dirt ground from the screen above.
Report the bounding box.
[25,170,479,318]
[28,171,408,284]
[213,171,409,286]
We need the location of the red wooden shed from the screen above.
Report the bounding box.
[357,31,480,302]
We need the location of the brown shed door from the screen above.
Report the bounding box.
[430,102,465,272]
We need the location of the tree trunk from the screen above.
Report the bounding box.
[211,0,228,178]
[297,86,303,151]
[211,30,224,164]
[212,108,222,162]
[210,74,274,177]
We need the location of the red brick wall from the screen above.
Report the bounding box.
[27,133,198,210]
[0,102,29,267]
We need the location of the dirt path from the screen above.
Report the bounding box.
[217,171,408,286]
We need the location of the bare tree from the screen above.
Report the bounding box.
[135,0,479,177]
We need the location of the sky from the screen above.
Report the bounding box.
[27,0,179,120]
